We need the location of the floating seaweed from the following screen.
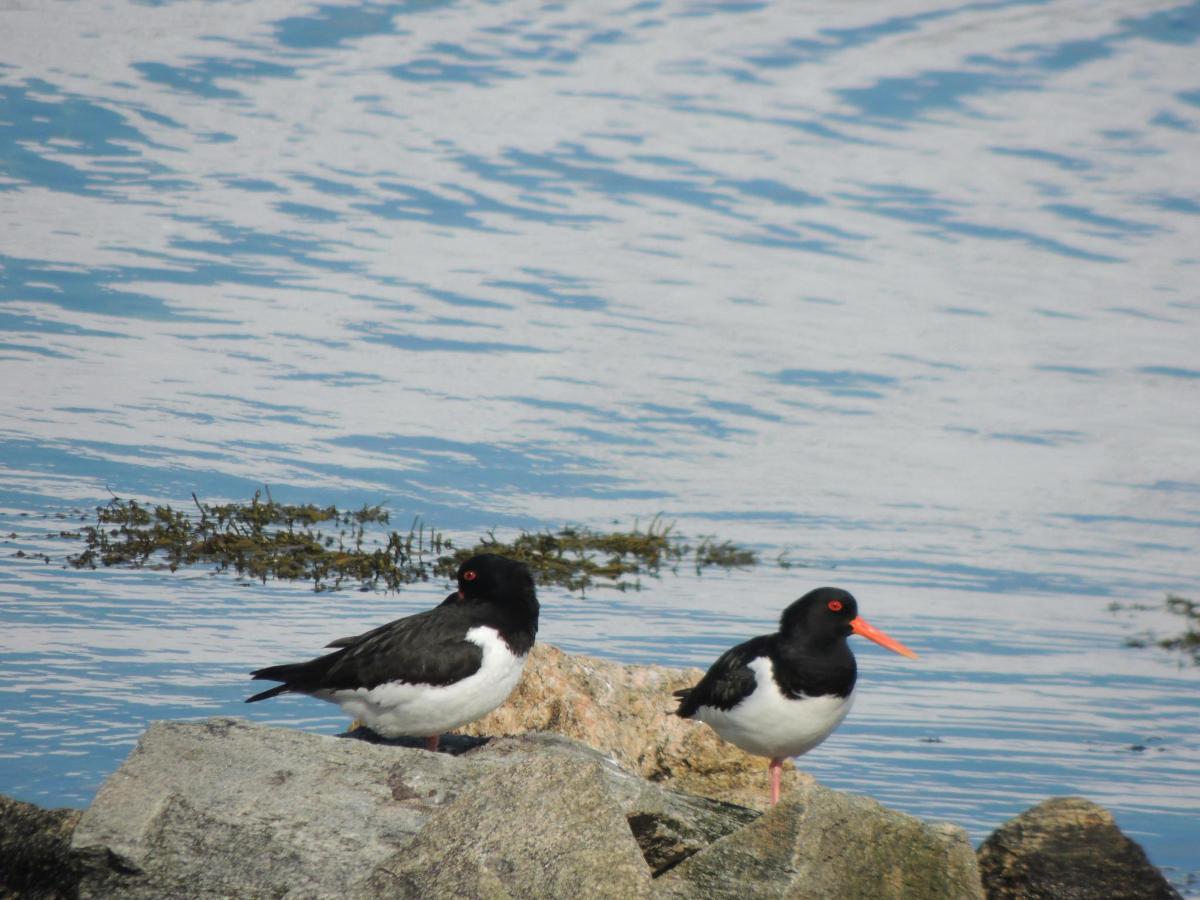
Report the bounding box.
[68,491,445,593]
[64,494,757,593]
[1119,594,1200,665]
[1157,596,1200,663]
[691,536,758,574]
[435,516,701,592]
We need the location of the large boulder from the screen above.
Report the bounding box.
[0,794,81,899]
[68,719,756,898]
[976,796,1181,899]
[352,747,654,899]
[462,642,810,809]
[656,779,983,899]
[70,717,461,898]
[65,717,983,898]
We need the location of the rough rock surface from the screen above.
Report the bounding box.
[354,749,654,899]
[70,718,461,899]
[68,719,757,899]
[656,778,983,899]
[0,794,81,899]
[62,717,983,898]
[462,642,810,809]
[977,796,1181,900]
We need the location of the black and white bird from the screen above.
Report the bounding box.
[246,553,538,750]
[674,587,916,805]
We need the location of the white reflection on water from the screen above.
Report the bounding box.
[1,0,1199,890]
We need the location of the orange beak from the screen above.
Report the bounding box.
[850,616,919,659]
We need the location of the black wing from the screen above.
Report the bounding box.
[247,603,485,701]
[674,635,769,717]
[324,591,461,649]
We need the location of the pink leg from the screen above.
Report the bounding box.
[425,735,440,752]
[769,757,783,806]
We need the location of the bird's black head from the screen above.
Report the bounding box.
[454,553,539,652]
[779,586,917,659]
[779,587,858,643]
[456,553,538,612]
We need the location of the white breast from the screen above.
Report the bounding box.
[319,626,527,739]
[696,656,854,760]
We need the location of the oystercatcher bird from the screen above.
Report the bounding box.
[246,553,538,751]
[674,587,917,805]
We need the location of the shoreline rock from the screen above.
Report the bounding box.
[0,795,80,900]
[977,796,1181,899]
[63,719,979,899]
[657,781,981,899]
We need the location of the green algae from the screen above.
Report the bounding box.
[65,494,756,593]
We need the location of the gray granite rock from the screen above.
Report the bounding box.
[70,718,469,898]
[0,794,81,899]
[977,796,1181,900]
[655,778,984,899]
[626,787,761,876]
[67,719,760,898]
[355,749,654,898]
[476,732,761,876]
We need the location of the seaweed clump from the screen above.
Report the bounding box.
[65,495,757,593]
[1121,594,1200,665]
[436,517,749,591]
[69,492,445,592]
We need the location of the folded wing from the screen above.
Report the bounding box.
[246,605,484,702]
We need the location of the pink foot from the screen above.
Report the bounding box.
[425,735,440,752]
[769,757,783,806]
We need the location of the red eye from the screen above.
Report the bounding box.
[463,570,477,582]
[827,599,843,612]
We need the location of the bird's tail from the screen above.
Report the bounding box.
[245,682,292,703]
[245,660,324,703]
[671,686,695,718]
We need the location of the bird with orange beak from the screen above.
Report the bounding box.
[674,587,918,805]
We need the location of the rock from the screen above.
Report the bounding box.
[624,785,761,877]
[655,779,984,900]
[977,796,1181,900]
[64,716,983,898]
[461,642,810,809]
[68,719,757,898]
[70,718,467,898]
[0,794,81,899]
[354,748,654,899]
[453,732,760,878]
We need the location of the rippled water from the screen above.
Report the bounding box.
[2,0,1198,889]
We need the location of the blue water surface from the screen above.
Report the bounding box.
[1,0,1198,891]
